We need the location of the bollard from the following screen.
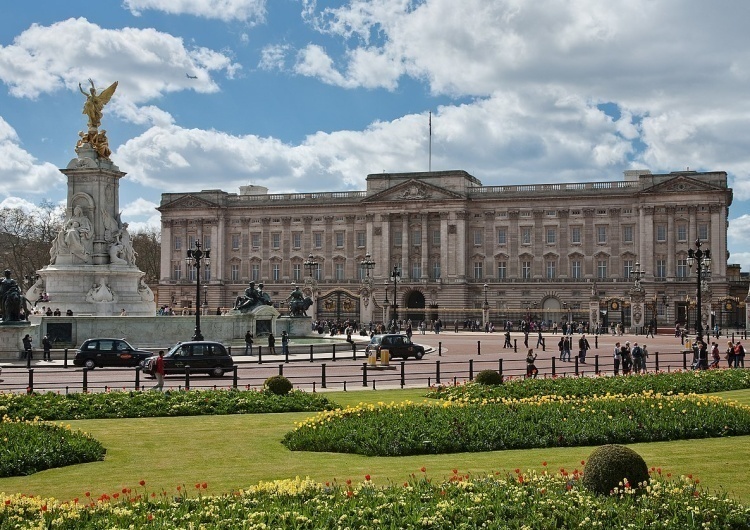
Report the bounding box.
[278,364,284,376]
[498,358,503,379]
[233,366,238,389]
[595,336,598,349]
[436,360,441,385]
[228,346,232,356]
[310,344,314,363]
[27,368,34,394]
[513,339,517,353]
[312,381,316,393]
[135,367,140,390]
[551,357,555,377]
[258,346,263,364]
[655,351,659,372]
[26,351,31,369]
[321,363,327,389]
[400,361,405,388]
[732,332,735,343]
[362,362,368,387]
[541,337,545,351]
[594,354,599,375]
[477,340,481,356]
[82,369,88,393]
[469,358,474,381]
[64,348,69,368]
[332,344,337,362]
[574,357,579,377]
[372,379,376,390]
[438,342,442,356]
[285,346,289,363]
[352,342,357,360]
[682,351,687,370]
[344,381,347,391]
[185,365,191,390]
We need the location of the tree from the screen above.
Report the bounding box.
[0,201,64,281]
[131,228,161,283]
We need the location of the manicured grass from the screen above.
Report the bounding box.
[0,387,748,504]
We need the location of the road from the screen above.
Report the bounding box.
[0,329,739,394]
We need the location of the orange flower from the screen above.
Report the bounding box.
[201,483,208,489]
[420,467,426,473]
[139,480,146,487]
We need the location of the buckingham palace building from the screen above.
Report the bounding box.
[157,168,745,332]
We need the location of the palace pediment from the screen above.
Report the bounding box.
[158,194,220,211]
[362,179,465,203]
[640,175,726,195]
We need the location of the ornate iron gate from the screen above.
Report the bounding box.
[316,290,360,322]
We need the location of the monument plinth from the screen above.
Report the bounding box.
[31,80,156,316]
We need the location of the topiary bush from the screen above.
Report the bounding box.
[582,444,649,495]
[264,375,293,395]
[474,370,503,386]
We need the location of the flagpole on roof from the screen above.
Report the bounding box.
[428,111,432,172]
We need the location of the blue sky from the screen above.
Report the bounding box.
[2,1,750,271]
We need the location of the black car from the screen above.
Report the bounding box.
[142,341,234,377]
[365,334,426,360]
[73,338,154,370]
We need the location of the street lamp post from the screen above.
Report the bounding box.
[390,265,401,327]
[687,239,711,341]
[360,252,375,278]
[630,261,646,334]
[185,240,210,341]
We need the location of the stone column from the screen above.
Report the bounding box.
[667,207,675,280]
[401,214,409,279]
[421,213,429,280]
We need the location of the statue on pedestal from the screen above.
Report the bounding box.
[286,285,313,317]
[0,270,30,322]
[234,281,273,312]
[79,79,118,130]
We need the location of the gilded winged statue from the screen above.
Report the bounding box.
[79,79,118,129]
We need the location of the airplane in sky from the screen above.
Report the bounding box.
[186,73,197,79]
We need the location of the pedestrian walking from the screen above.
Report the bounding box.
[268,333,276,355]
[613,342,621,375]
[22,334,33,361]
[578,334,590,363]
[42,335,52,361]
[152,350,165,391]
[244,330,253,355]
[525,349,538,379]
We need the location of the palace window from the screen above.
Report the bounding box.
[571,227,581,244]
[546,228,556,244]
[474,261,483,279]
[174,236,182,251]
[231,234,240,250]
[571,260,581,279]
[623,226,633,243]
[497,228,507,245]
[497,261,507,279]
[597,259,608,279]
[521,260,531,279]
[230,264,239,282]
[292,232,302,249]
[172,261,182,280]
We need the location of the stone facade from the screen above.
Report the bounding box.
[157,169,740,331]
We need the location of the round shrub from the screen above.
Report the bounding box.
[582,444,649,495]
[264,375,293,395]
[474,370,503,386]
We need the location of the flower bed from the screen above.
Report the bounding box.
[282,392,750,455]
[0,417,105,477]
[1,471,748,528]
[0,389,338,421]
[427,368,750,401]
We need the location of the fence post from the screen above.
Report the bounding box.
[594,354,599,375]
[64,348,69,368]
[352,342,357,360]
[26,352,31,369]
[185,365,191,391]
[438,342,442,356]
[513,339,517,353]
[435,360,441,384]
[82,368,88,393]
[232,365,238,389]
[27,368,34,394]
[498,358,503,379]
[595,336,598,349]
[310,345,314,363]
[551,357,555,377]
[362,362,368,387]
[574,357,579,376]
[469,358,474,381]
[654,351,659,372]
[682,351,687,370]
[477,340,481,356]
[135,367,140,390]
[278,364,284,376]
[285,346,289,363]
[258,346,263,364]
[542,337,545,351]
[321,363,327,389]
[400,361,405,388]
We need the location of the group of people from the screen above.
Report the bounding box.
[613,341,649,375]
[20,334,53,361]
[243,330,289,356]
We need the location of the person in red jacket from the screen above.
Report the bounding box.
[153,350,165,391]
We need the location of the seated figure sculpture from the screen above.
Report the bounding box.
[234,281,261,311]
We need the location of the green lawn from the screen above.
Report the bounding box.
[2,387,749,503]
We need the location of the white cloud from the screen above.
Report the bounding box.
[124,0,267,23]
[0,117,65,197]
[0,18,240,108]
[259,44,291,71]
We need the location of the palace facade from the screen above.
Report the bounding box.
[157,169,744,331]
